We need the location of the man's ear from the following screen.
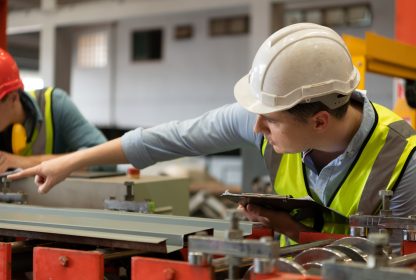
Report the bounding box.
[311,111,330,132]
[8,91,20,104]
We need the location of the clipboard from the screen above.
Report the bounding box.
[221,190,347,222]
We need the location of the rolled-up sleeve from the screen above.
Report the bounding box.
[121,103,262,169]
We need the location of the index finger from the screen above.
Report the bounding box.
[7,165,40,181]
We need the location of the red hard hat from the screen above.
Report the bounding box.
[0,48,24,100]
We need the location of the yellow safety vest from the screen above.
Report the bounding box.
[261,103,416,245]
[20,87,55,155]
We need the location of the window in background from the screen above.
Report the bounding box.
[304,9,323,25]
[284,10,304,26]
[131,29,163,61]
[347,5,372,27]
[325,7,346,26]
[284,4,372,28]
[76,31,108,68]
[20,70,44,91]
[174,25,193,40]
[209,15,249,37]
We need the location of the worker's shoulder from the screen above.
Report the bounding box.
[46,88,76,114]
[48,87,75,106]
[50,87,70,98]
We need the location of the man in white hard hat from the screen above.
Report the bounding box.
[9,23,416,244]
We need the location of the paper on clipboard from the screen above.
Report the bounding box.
[221,190,346,221]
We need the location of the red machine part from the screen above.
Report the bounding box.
[0,243,11,280]
[299,232,348,244]
[402,240,416,255]
[131,256,323,280]
[33,247,104,280]
[132,256,214,280]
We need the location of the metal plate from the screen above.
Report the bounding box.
[325,244,367,262]
[276,257,307,275]
[294,247,351,266]
[0,204,251,253]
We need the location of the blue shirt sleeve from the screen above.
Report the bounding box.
[51,88,107,153]
[121,103,262,169]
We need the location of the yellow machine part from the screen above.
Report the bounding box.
[344,32,416,128]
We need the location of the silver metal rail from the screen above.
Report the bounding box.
[0,204,253,253]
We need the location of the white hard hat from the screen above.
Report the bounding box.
[234,23,360,114]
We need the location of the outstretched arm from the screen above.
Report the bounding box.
[8,138,127,194]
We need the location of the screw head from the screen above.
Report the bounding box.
[163,268,175,280]
[59,256,69,267]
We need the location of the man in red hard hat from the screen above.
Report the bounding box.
[0,48,107,173]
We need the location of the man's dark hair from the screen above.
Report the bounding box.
[0,90,24,103]
[287,99,350,123]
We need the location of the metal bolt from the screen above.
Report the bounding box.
[1,177,10,193]
[224,210,243,240]
[254,258,275,274]
[188,252,211,266]
[59,256,69,267]
[350,226,368,237]
[379,190,393,217]
[256,236,276,274]
[163,268,175,280]
[367,232,388,268]
[124,181,135,201]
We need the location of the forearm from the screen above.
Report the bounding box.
[270,213,315,242]
[12,154,63,169]
[65,138,128,171]
[243,204,315,242]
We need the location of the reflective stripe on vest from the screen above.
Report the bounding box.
[261,102,416,238]
[24,87,55,155]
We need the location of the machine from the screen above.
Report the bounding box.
[0,181,415,279]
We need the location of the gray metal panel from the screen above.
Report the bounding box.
[11,175,190,216]
[0,204,253,253]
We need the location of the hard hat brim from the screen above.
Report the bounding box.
[234,74,292,115]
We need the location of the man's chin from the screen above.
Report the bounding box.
[272,146,283,154]
[273,146,300,154]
